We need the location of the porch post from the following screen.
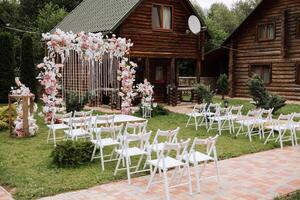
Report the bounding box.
[145,57,150,80]
[228,41,236,97]
[170,58,177,106]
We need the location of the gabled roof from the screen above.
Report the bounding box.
[222,0,267,45]
[53,0,208,35]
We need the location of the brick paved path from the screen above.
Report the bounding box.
[0,187,13,200]
[39,146,300,200]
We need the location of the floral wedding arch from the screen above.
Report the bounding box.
[37,29,137,123]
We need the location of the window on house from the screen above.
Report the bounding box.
[296,62,300,85]
[152,4,172,30]
[250,64,272,84]
[257,23,275,41]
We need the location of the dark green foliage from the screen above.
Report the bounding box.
[65,90,88,113]
[51,141,94,168]
[216,74,229,100]
[20,33,37,96]
[136,104,169,117]
[196,84,214,104]
[0,32,15,103]
[247,75,286,113]
[275,190,300,200]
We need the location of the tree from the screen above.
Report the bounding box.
[20,33,37,96]
[247,75,286,113]
[0,32,15,103]
[37,2,68,33]
[216,74,229,100]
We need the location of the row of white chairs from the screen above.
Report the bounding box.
[47,112,221,200]
[186,103,299,148]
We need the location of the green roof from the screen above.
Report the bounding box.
[53,0,142,33]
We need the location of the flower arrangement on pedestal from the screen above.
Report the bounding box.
[136,79,154,118]
[10,78,38,136]
[117,58,138,114]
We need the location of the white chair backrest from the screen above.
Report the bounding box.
[293,113,300,123]
[153,127,180,144]
[95,114,115,127]
[261,108,273,121]
[161,139,190,161]
[125,121,148,135]
[192,103,206,114]
[277,113,294,127]
[215,107,231,117]
[230,105,243,117]
[124,131,152,150]
[63,112,73,126]
[207,103,221,113]
[96,124,124,141]
[190,135,219,158]
[74,111,85,118]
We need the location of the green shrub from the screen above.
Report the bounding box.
[136,104,169,117]
[0,32,15,103]
[51,141,94,168]
[196,83,214,104]
[0,105,16,130]
[247,75,286,113]
[216,74,229,100]
[64,90,88,113]
[20,33,37,96]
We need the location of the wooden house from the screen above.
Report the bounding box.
[222,0,300,100]
[53,0,208,105]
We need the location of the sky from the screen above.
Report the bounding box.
[194,0,238,9]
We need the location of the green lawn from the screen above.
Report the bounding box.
[0,97,299,200]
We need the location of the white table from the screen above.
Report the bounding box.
[63,114,146,125]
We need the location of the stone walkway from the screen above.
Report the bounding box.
[39,146,300,200]
[0,187,13,200]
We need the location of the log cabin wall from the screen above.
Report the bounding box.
[118,0,202,59]
[227,0,300,100]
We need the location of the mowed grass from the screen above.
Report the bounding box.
[0,97,299,200]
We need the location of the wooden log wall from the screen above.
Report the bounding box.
[118,0,203,60]
[228,0,300,100]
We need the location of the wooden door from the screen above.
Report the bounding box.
[149,58,170,101]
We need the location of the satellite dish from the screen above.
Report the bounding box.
[188,15,201,35]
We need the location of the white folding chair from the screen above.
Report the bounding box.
[204,103,221,119]
[71,111,86,128]
[185,136,220,193]
[185,103,207,130]
[149,127,180,158]
[47,112,71,146]
[91,124,124,170]
[227,105,243,133]
[264,113,295,148]
[236,109,263,142]
[260,108,274,139]
[114,131,152,184]
[64,116,93,141]
[146,139,192,200]
[292,113,300,145]
[208,107,232,135]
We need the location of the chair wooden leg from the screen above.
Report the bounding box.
[100,147,105,171]
[114,154,122,176]
[91,145,97,161]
